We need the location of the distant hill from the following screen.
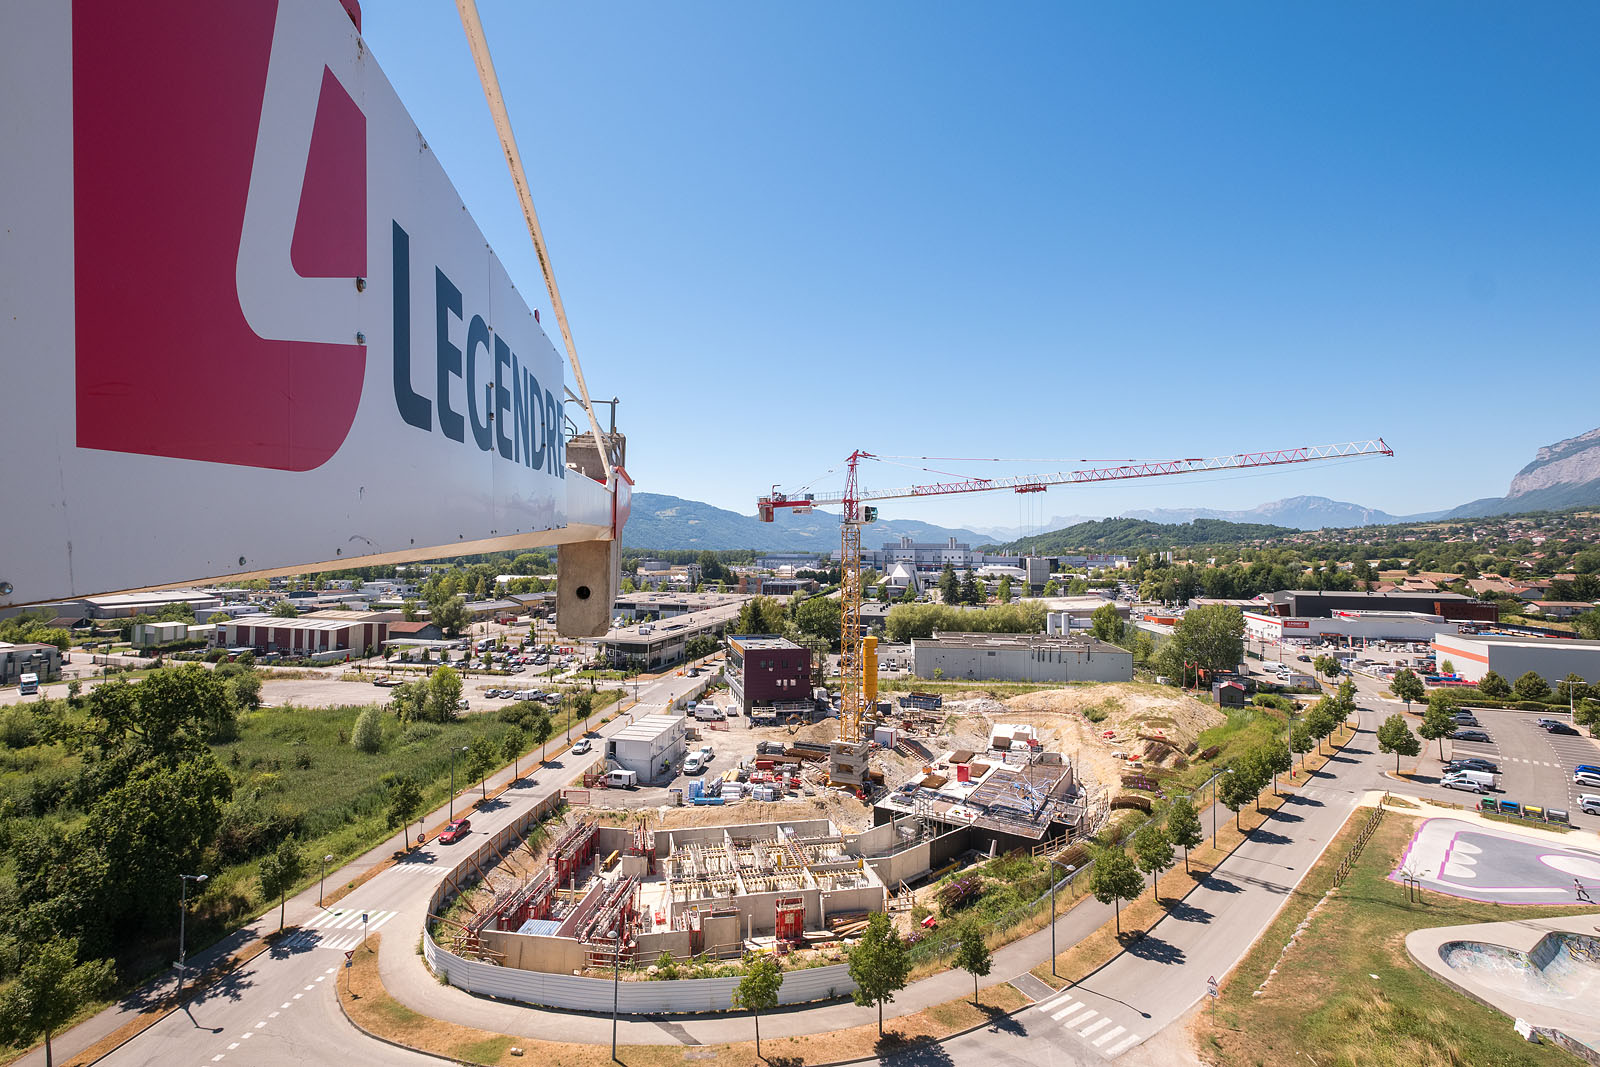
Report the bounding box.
[1122,495,1411,530]
[622,493,992,551]
[998,517,1297,554]
[1439,426,1600,519]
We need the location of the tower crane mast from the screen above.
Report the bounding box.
[757,439,1393,781]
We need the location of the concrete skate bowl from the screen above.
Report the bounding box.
[1439,933,1600,1007]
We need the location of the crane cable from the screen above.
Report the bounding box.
[454,0,613,484]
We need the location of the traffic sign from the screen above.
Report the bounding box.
[1206,975,1219,998]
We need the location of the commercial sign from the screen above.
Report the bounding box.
[1,0,619,607]
[1282,620,1310,629]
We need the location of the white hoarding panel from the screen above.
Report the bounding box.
[0,0,616,607]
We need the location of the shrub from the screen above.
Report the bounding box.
[351,705,383,754]
[0,708,40,749]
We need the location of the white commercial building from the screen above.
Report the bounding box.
[603,714,688,785]
[1244,610,1455,645]
[912,632,1132,683]
[1429,633,1600,686]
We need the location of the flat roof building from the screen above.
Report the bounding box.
[1258,590,1498,624]
[1245,609,1456,644]
[912,632,1132,684]
[1430,632,1600,686]
[597,603,744,669]
[217,613,390,660]
[726,635,811,716]
[0,642,62,685]
[604,714,689,785]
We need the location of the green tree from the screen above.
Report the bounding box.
[1131,631,1155,667]
[351,705,383,754]
[258,836,305,932]
[432,595,471,636]
[1313,654,1341,681]
[388,680,428,723]
[1389,667,1424,711]
[1555,673,1591,705]
[426,664,463,722]
[1440,659,1455,676]
[1477,670,1510,699]
[959,568,979,605]
[1218,765,1259,830]
[1418,700,1455,760]
[1042,579,1061,597]
[1513,671,1551,701]
[1089,603,1126,645]
[473,575,490,600]
[1165,795,1203,873]
[500,727,527,781]
[1089,846,1144,935]
[465,734,497,798]
[953,922,992,1005]
[270,601,300,618]
[792,595,842,648]
[1289,722,1313,770]
[1131,822,1175,901]
[0,938,114,1067]
[385,775,423,849]
[731,953,783,1057]
[1376,713,1421,774]
[401,598,421,622]
[938,564,959,605]
[847,912,911,1037]
[1157,605,1244,678]
[696,551,727,582]
[1259,739,1293,797]
[523,706,552,765]
[1303,700,1338,755]
[996,576,1012,603]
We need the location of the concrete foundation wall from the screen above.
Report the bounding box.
[913,643,1132,683]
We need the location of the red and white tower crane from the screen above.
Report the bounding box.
[758,440,1393,750]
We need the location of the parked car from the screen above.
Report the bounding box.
[438,818,471,844]
[1579,794,1600,817]
[1536,718,1562,729]
[1574,764,1600,777]
[1574,771,1600,788]
[1453,728,1491,742]
[373,677,400,687]
[1440,775,1485,794]
[1547,723,1580,736]
[571,738,591,755]
[1447,758,1499,774]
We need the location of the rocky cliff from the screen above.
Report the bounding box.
[1508,426,1600,498]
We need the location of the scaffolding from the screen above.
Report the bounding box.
[552,818,599,885]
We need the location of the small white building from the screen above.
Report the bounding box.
[604,714,688,785]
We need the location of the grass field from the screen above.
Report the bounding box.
[1195,810,1595,1067]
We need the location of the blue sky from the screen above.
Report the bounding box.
[364,2,1600,530]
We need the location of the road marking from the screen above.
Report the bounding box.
[227,1043,239,1050]
[1036,991,1075,1013]
[212,1056,225,1062]
[1048,999,1081,1020]
[254,1021,265,1029]
[303,985,315,991]
[1062,1007,1097,1027]
[241,1032,253,1040]
[315,975,326,982]
[1080,1017,1112,1037]
[269,1011,279,1018]
[367,911,398,933]
[1093,1025,1126,1047]
[1103,1032,1142,1056]
[280,1002,289,1009]
[326,966,337,974]
[293,993,303,999]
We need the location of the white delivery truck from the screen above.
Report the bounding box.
[693,705,726,722]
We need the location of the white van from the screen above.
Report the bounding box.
[605,768,638,789]
[693,706,726,722]
[1442,769,1498,792]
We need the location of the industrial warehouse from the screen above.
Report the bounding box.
[1430,632,1600,686]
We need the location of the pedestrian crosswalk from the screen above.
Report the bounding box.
[280,908,399,952]
[1033,988,1142,1057]
[383,860,449,878]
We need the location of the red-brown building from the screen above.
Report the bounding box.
[726,634,811,714]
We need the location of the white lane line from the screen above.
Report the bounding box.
[1049,1000,1082,1020]
[325,966,337,974]
[1080,1017,1112,1037]
[269,1011,280,1018]
[1093,1024,1126,1047]
[254,1021,265,1029]
[293,993,303,999]
[1036,990,1075,1013]
[315,975,326,982]
[303,985,315,991]
[212,1056,225,1062]
[367,911,398,933]
[227,1043,239,1050]
[1061,1007,1098,1027]
[1104,1032,1141,1056]
[280,1002,290,1009]
[241,1032,253,1040]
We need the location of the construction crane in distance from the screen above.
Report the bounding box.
[757,440,1394,788]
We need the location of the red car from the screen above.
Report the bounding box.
[438,818,471,844]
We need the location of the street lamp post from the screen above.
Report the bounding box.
[449,745,468,821]
[177,872,208,999]
[1048,858,1076,977]
[319,854,334,906]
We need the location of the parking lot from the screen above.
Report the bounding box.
[1425,706,1600,826]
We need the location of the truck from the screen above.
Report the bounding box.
[18,672,39,696]
[1441,769,1499,793]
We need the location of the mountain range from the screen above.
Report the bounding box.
[624,427,1600,550]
